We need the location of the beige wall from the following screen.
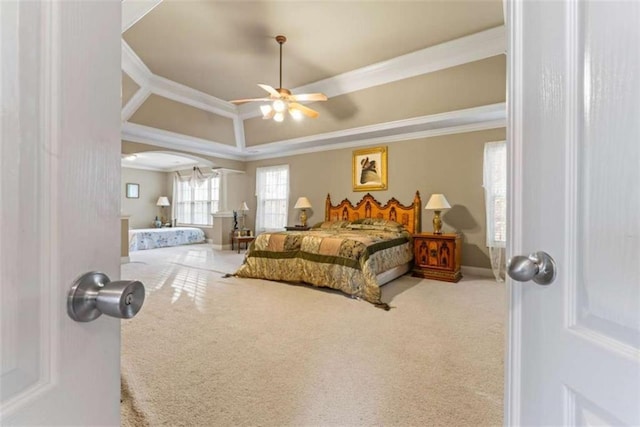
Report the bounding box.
[121,167,170,229]
[243,128,506,268]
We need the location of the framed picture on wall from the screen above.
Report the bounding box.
[126,183,139,199]
[352,146,387,191]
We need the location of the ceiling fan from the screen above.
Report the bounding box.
[230,35,328,122]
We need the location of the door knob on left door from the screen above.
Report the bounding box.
[67,271,145,322]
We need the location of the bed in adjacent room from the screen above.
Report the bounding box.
[234,192,421,308]
[128,227,205,251]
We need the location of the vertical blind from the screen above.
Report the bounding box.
[174,174,220,226]
[483,141,507,247]
[255,165,289,232]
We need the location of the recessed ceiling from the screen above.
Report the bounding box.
[121,151,212,171]
[120,1,506,161]
[123,0,504,102]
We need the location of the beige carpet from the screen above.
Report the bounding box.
[121,244,504,426]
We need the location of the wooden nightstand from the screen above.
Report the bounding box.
[232,235,255,253]
[285,225,310,231]
[412,232,462,282]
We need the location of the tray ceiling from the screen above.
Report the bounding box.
[120,0,506,161]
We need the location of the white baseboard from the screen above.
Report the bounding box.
[461,265,495,278]
[121,256,130,264]
[211,243,232,251]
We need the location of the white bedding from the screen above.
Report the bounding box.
[128,227,205,251]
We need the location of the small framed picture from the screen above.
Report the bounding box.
[126,183,139,199]
[352,146,388,191]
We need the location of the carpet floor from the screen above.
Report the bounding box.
[121,244,504,426]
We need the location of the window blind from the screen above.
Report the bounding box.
[255,165,289,233]
[483,141,507,248]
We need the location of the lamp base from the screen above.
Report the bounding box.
[432,210,443,234]
[300,209,307,228]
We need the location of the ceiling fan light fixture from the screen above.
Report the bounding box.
[260,105,273,116]
[289,107,304,121]
[273,112,285,122]
[272,99,287,113]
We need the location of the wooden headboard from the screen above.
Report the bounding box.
[324,191,422,234]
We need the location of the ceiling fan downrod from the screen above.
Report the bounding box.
[276,35,286,91]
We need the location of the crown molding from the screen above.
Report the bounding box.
[121,86,151,122]
[246,119,505,161]
[121,103,505,161]
[149,73,238,119]
[122,122,244,161]
[238,25,506,119]
[122,0,162,33]
[121,163,171,172]
[233,118,246,150]
[244,103,506,158]
[121,39,152,88]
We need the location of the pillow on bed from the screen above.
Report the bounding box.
[347,218,405,232]
[311,220,352,229]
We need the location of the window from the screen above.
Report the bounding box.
[483,141,506,247]
[174,174,220,226]
[255,165,289,232]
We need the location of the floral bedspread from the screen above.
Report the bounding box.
[234,224,413,305]
[128,227,205,251]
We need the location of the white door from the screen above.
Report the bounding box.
[1,1,124,425]
[506,0,640,425]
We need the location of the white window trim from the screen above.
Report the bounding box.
[255,164,289,233]
[172,172,220,227]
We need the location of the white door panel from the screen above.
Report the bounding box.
[1,1,122,425]
[507,0,640,425]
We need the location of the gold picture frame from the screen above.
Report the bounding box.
[352,146,387,191]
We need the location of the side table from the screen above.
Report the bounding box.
[232,235,255,253]
[412,232,462,282]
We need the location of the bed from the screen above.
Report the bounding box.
[128,227,205,251]
[234,192,421,308]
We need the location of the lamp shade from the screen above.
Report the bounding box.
[156,196,170,207]
[425,194,451,210]
[239,202,249,212]
[294,197,312,209]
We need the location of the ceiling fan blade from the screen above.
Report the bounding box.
[290,102,319,119]
[289,93,328,102]
[230,97,271,105]
[257,84,280,97]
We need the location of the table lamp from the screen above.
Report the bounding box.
[425,193,451,234]
[239,201,249,230]
[294,197,312,227]
[156,196,170,224]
